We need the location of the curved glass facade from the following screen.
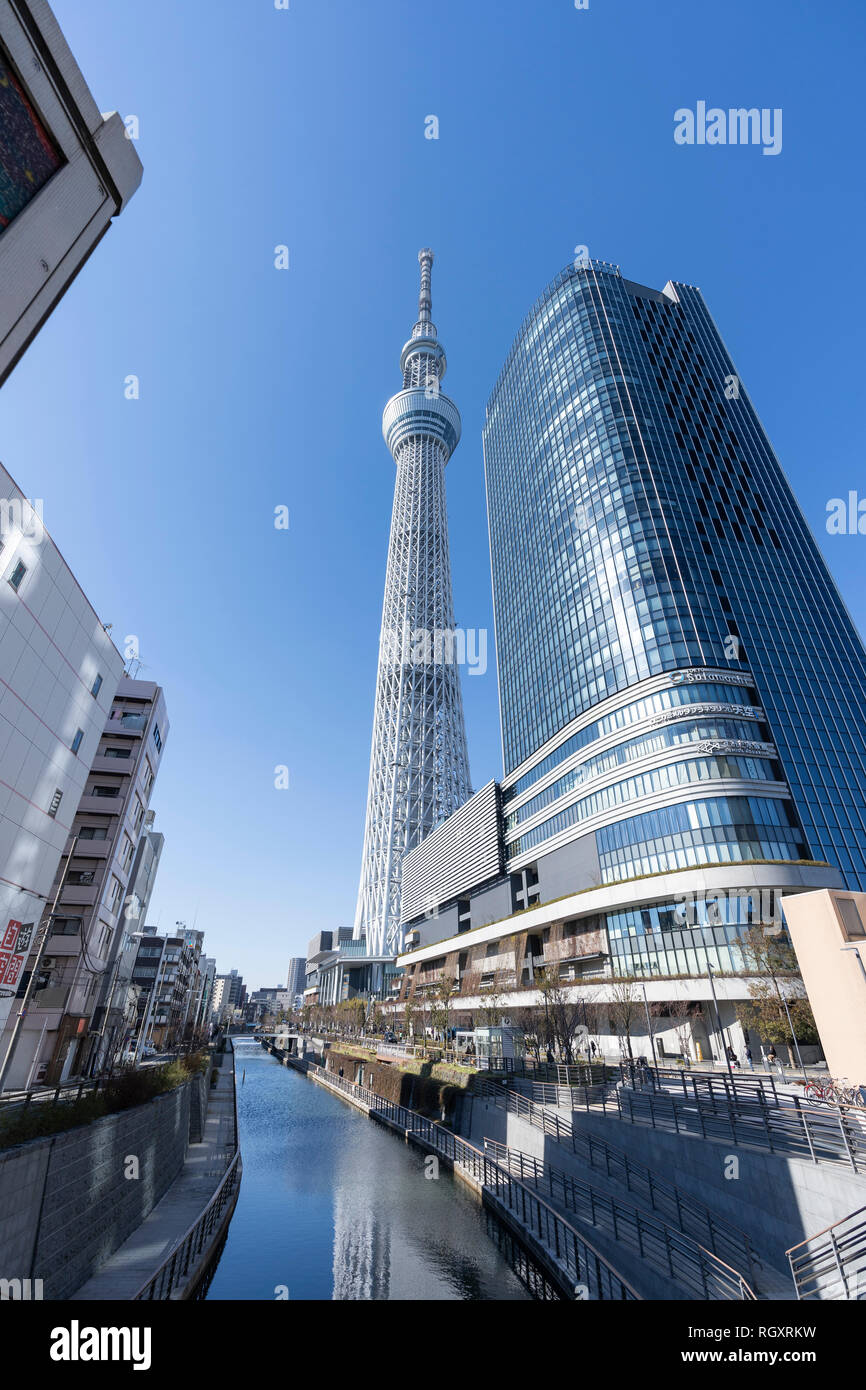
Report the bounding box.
[596,795,806,883]
[505,756,783,860]
[504,715,772,832]
[503,677,760,802]
[486,260,866,890]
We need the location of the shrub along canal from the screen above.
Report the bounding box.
[205,1043,531,1300]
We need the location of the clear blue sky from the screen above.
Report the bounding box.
[1,0,864,990]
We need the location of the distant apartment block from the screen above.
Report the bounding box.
[0,0,142,385]
[0,462,123,1089]
[132,926,204,1051]
[1,676,169,1085]
[212,968,246,1024]
[285,956,305,999]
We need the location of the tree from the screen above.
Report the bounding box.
[512,1005,543,1062]
[734,926,819,1048]
[403,999,416,1041]
[478,972,507,1028]
[534,970,595,1064]
[608,975,643,1060]
[430,975,456,1042]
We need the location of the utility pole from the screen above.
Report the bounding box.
[0,836,77,1092]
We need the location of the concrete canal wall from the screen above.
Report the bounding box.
[0,1077,206,1299]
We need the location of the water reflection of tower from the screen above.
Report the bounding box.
[331,1185,391,1300]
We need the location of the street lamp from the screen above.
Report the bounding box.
[640,983,656,1063]
[706,964,734,1082]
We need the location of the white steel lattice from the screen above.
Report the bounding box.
[353,250,472,956]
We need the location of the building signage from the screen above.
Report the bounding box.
[0,919,32,990]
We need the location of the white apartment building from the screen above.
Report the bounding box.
[1,676,169,1085]
[0,462,124,1088]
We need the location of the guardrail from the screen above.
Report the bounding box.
[613,1082,866,1171]
[133,1148,242,1300]
[0,1075,104,1111]
[474,1078,755,1277]
[133,1040,241,1301]
[305,1061,639,1300]
[517,1078,608,1108]
[484,1138,755,1300]
[618,1060,779,1106]
[786,1205,866,1300]
[514,1060,866,1171]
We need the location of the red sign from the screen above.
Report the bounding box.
[3,955,22,987]
[1,919,21,952]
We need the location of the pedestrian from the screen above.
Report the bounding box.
[726,1044,740,1070]
[546,1047,555,1065]
[338,1066,344,1080]
[744,1045,753,1070]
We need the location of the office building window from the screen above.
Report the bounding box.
[8,560,26,591]
[91,674,103,698]
[71,728,84,755]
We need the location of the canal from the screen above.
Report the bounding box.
[205,1043,531,1300]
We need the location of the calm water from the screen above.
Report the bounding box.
[205,1044,530,1301]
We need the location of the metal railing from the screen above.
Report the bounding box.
[305,1061,639,1300]
[517,1078,608,1108]
[133,1040,241,1301]
[0,1074,104,1112]
[618,1060,779,1106]
[612,1080,866,1171]
[483,1138,755,1300]
[133,1148,242,1300]
[513,1060,866,1171]
[473,1078,755,1276]
[787,1206,866,1300]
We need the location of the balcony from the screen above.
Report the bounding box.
[106,711,147,733]
[59,884,99,906]
[44,935,81,956]
[92,755,134,775]
[77,794,123,816]
[32,985,70,1011]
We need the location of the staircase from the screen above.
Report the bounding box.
[787,1205,866,1299]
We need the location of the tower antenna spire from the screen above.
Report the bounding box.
[418,247,433,323]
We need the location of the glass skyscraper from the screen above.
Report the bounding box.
[481,256,866,943]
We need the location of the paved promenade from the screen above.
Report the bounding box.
[71,1058,237,1300]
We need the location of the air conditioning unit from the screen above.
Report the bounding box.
[41,957,57,970]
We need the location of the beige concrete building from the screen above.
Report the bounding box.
[781,889,866,1086]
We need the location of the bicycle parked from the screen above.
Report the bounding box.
[803,1076,866,1109]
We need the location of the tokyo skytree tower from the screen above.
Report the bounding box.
[354,249,472,957]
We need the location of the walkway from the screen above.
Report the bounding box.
[71,1058,237,1300]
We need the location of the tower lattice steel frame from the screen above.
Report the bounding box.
[354,250,472,956]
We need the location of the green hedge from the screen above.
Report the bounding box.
[0,1052,209,1151]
